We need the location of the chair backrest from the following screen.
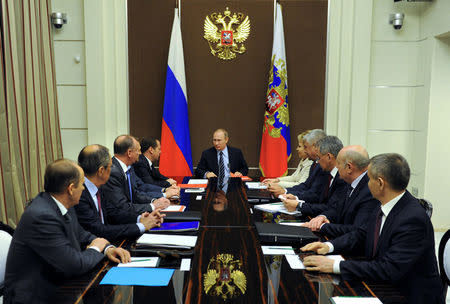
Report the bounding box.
[418,198,433,218]
[438,229,450,296]
[0,230,13,285]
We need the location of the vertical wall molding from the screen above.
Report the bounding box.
[325,0,373,146]
[84,0,129,150]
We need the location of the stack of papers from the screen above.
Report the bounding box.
[136,233,197,249]
[254,203,301,215]
[149,221,199,232]
[118,257,159,268]
[246,182,268,189]
[330,297,382,304]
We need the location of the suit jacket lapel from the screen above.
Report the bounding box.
[374,192,409,256]
[211,148,219,174]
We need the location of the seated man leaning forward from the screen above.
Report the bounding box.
[195,128,248,181]
[4,159,130,303]
[301,153,444,304]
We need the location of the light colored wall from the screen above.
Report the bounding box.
[52,0,449,229]
[51,0,87,161]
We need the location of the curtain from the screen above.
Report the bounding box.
[0,0,62,226]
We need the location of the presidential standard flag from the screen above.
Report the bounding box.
[160,9,193,176]
[259,3,291,177]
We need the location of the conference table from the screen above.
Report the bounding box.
[55,177,406,303]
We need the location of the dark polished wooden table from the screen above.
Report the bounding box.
[55,178,405,303]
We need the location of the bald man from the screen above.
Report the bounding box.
[303,145,379,239]
[4,159,130,303]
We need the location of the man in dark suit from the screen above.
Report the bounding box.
[304,145,379,239]
[134,137,176,188]
[4,159,130,303]
[102,135,173,215]
[195,129,248,183]
[75,144,164,241]
[282,136,347,217]
[302,153,444,304]
[268,129,329,204]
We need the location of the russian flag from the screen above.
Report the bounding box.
[159,9,193,176]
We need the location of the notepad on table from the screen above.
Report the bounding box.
[261,245,295,255]
[117,257,159,268]
[100,267,174,286]
[136,233,197,249]
[148,221,199,232]
[285,254,305,269]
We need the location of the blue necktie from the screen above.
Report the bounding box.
[126,169,133,202]
[218,151,225,188]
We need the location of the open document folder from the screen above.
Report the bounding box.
[136,233,198,249]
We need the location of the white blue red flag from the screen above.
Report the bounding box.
[160,9,193,176]
[259,3,291,177]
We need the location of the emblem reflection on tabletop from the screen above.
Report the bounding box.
[203,7,251,60]
[203,253,247,300]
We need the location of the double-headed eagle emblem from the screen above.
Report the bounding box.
[203,253,247,300]
[203,7,251,60]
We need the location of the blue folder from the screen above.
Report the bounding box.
[99,267,175,286]
[148,221,199,232]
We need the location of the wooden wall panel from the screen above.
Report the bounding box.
[128,0,327,173]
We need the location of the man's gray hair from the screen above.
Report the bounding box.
[317,136,343,158]
[303,129,326,145]
[369,153,410,191]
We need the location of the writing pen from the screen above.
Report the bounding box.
[128,258,155,263]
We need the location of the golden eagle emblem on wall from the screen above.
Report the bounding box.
[203,253,247,300]
[203,7,251,60]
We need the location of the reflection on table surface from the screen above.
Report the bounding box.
[55,177,405,304]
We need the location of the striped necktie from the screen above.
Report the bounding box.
[218,151,225,188]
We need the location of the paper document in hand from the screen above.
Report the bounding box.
[261,245,295,255]
[246,182,268,189]
[330,297,382,304]
[162,205,186,212]
[137,233,197,248]
[118,257,159,268]
[188,179,208,184]
[254,203,301,215]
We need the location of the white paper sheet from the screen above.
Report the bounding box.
[161,205,186,212]
[261,246,295,255]
[285,254,305,269]
[278,222,306,227]
[185,188,205,193]
[254,203,301,215]
[188,179,208,184]
[330,297,382,304]
[118,257,159,268]
[245,182,268,189]
[137,234,197,248]
[180,258,191,271]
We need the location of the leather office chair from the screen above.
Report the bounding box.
[418,198,433,218]
[438,229,450,298]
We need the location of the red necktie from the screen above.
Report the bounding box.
[96,190,103,223]
[372,208,383,257]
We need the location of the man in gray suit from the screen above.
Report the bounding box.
[4,159,131,303]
